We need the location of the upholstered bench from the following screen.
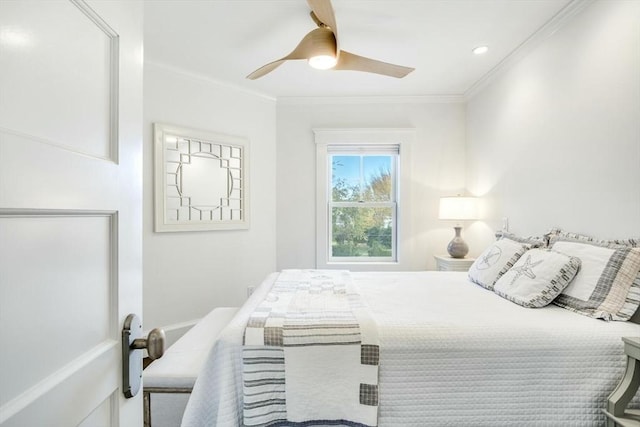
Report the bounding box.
[143,307,239,427]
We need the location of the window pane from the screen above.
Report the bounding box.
[331,156,360,201]
[331,206,393,258]
[332,155,393,202]
[362,156,392,202]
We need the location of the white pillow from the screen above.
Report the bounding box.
[468,238,529,290]
[494,249,581,308]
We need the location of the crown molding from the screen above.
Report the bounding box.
[277,94,466,106]
[465,0,594,100]
[144,59,277,102]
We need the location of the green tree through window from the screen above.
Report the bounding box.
[330,155,396,260]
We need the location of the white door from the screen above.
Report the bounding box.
[0,1,143,426]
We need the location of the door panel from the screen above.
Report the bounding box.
[0,214,114,405]
[0,133,118,210]
[78,395,115,427]
[0,0,114,160]
[1,346,119,427]
[0,0,142,425]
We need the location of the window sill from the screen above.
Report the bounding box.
[327,261,398,265]
[318,261,405,272]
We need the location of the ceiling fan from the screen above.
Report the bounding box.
[247,0,415,80]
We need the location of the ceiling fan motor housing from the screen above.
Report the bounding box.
[307,27,337,59]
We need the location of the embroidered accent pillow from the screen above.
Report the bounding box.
[493,249,581,308]
[550,238,640,321]
[468,238,529,290]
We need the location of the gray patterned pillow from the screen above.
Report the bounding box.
[468,238,529,290]
[551,228,639,248]
[608,238,639,248]
[494,249,581,308]
[550,237,640,321]
[543,227,563,247]
[495,231,546,248]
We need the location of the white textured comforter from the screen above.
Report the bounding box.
[181,271,640,426]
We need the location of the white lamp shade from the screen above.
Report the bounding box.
[439,196,478,220]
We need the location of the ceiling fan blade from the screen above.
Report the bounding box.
[335,50,414,78]
[247,28,336,79]
[307,0,338,40]
[246,59,287,80]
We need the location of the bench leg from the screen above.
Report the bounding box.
[142,387,193,427]
[143,390,151,427]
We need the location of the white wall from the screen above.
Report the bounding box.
[276,100,469,271]
[467,0,640,240]
[143,63,277,330]
[143,0,640,331]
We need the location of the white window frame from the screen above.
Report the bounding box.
[328,147,398,263]
[314,128,414,271]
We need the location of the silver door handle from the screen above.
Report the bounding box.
[122,313,166,398]
[131,327,165,360]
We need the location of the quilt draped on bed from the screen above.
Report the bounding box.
[242,269,379,427]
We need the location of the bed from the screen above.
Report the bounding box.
[180,270,640,426]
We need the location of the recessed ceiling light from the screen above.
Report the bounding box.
[472,46,489,55]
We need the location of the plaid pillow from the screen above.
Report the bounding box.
[551,228,639,248]
[550,236,640,321]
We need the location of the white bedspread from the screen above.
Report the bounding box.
[181,271,640,427]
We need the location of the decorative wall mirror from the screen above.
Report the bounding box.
[154,123,249,232]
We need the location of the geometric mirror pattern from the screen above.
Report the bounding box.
[154,123,249,232]
[164,134,244,222]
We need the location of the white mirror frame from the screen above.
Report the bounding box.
[153,123,249,232]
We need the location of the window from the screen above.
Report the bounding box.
[314,129,414,270]
[330,147,398,261]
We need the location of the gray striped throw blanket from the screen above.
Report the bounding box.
[242,270,379,427]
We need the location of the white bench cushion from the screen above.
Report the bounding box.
[144,307,239,389]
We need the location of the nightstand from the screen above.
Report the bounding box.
[434,255,475,272]
[603,337,640,427]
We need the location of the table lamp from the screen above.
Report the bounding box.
[439,195,478,258]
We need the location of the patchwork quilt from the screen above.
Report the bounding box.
[242,269,379,427]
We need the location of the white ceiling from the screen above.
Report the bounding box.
[144,0,573,99]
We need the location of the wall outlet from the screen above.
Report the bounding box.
[502,217,509,232]
[247,286,256,298]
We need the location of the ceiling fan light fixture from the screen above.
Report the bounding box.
[246,0,414,79]
[308,54,337,70]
